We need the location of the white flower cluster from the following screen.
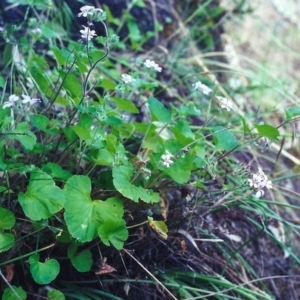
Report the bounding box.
[80,25,97,40]
[216,96,235,112]
[144,59,162,72]
[121,74,135,84]
[77,5,103,18]
[192,81,212,95]
[160,151,174,168]
[2,94,40,109]
[192,81,235,111]
[248,167,272,198]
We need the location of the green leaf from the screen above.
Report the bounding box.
[31,114,55,134]
[42,163,72,181]
[113,97,139,113]
[51,46,70,66]
[2,286,27,300]
[40,25,56,38]
[63,176,128,246]
[212,126,239,151]
[98,218,128,250]
[0,208,15,252]
[72,125,91,140]
[172,120,195,144]
[254,123,280,140]
[29,253,60,284]
[162,153,194,184]
[10,122,36,150]
[171,102,201,117]
[64,176,98,242]
[127,20,142,42]
[47,289,65,300]
[67,242,92,272]
[285,107,300,121]
[0,233,15,253]
[100,78,117,90]
[30,65,51,96]
[104,116,122,125]
[31,114,49,130]
[60,71,83,100]
[0,75,5,88]
[96,197,128,249]
[0,207,15,229]
[148,97,172,122]
[64,175,128,249]
[113,163,160,203]
[18,169,65,221]
[94,149,114,166]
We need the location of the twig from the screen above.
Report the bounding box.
[123,248,178,300]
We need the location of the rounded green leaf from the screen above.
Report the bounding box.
[64,176,128,248]
[11,122,36,150]
[2,286,27,300]
[63,175,101,242]
[47,289,65,300]
[212,126,239,151]
[18,169,65,221]
[67,243,92,272]
[0,207,15,229]
[98,219,128,250]
[97,198,128,249]
[162,153,194,184]
[0,233,15,253]
[29,253,60,284]
[94,149,114,166]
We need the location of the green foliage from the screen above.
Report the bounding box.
[67,242,93,272]
[64,176,128,248]
[0,208,15,252]
[148,97,172,122]
[113,163,160,203]
[2,286,27,300]
[212,126,239,151]
[0,0,298,298]
[18,169,65,221]
[285,107,300,121]
[47,289,66,300]
[254,123,280,140]
[29,253,60,284]
[9,122,36,150]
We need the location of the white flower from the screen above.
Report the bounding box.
[255,189,264,198]
[2,94,19,108]
[248,167,272,198]
[161,151,174,168]
[122,74,135,84]
[80,25,97,40]
[216,96,235,111]
[9,94,19,102]
[192,81,212,95]
[144,59,162,72]
[21,94,41,105]
[32,28,42,35]
[77,5,103,18]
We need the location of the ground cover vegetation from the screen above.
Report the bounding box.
[0,0,300,299]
